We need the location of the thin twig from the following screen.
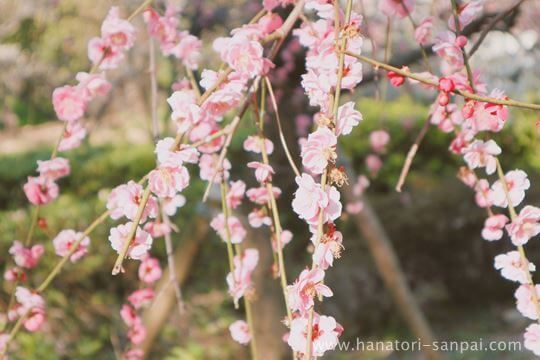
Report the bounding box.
[264,77,301,177]
[395,116,431,192]
[343,51,540,111]
[468,0,527,57]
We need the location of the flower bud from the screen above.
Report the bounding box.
[438,77,455,93]
[387,71,405,87]
[455,35,468,48]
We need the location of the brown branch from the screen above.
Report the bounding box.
[345,51,540,111]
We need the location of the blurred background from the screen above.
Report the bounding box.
[1,0,540,359]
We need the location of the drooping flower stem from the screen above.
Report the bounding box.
[306,0,353,357]
[264,77,301,177]
[40,210,111,292]
[495,159,540,321]
[400,0,432,71]
[112,184,152,275]
[332,0,354,121]
[449,0,476,93]
[243,291,258,360]
[0,209,112,355]
[257,79,293,323]
[24,206,40,246]
[127,0,153,22]
[148,36,185,315]
[220,181,237,279]
[220,181,258,358]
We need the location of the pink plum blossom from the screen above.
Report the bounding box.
[433,31,464,72]
[246,186,282,205]
[15,287,44,311]
[173,33,202,70]
[23,307,45,332]
[210,214,246,244]
[128,323,146,345]
[148,165,190,198]
[109,223,153,260]
[128,288,154,309]
[120,304,138,327]
[167,90,201,132]
[58,120,87,152]
[313,227,344,270]
[199,154,231,183]
[346,201,364,215]
[474,179,491,208]
[369,130,390,154]
[52,85,87,122]
[227,180,246,209]
[415,17,433,45]
[287,313,342,357]
[143,221,172,238]
[214,35,267,79]
[144,7,181,55]
[87,36,125,70]
[494,251,535,284]
[229,320,251,345]
[138,257,162,284]
[288,268,333,314]
[366,154,383,174]
[4,267,26,282]
[465,92,508,134]
[353,175,370,196]
[106,181,158,222]
[243,136,274,154]
[462,139,501,175]
[9,241,44,269]
[247,162,274,183]
[101,7,136,51]
[248,208,272,228]
[301,127,337,174]
[430,103,463,133]
[481,214,509,241]
[506,206,540,246]
[272,229,293,251]
[379,0,414,18]
[37,157,70,180]
[155,137,199,166]
[13,287,46,332]
[125,349,144,360]
[162,194,186,216]
[515,284,540,320]
[448,0,484,31]
[52,229,90,262]
[524,323,540,356]
[23,176,59,205]
[75,72,111,99]
[292,174,341,226]
[226,248,259,303]
[489,170,530,208]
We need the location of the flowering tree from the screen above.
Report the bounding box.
[2,0,540,358]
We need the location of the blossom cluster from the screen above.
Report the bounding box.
[279,1,366,355]
[3,6,138,347]
[384,0,540,355]
[5,0,540,358]
[119,257,162,359]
